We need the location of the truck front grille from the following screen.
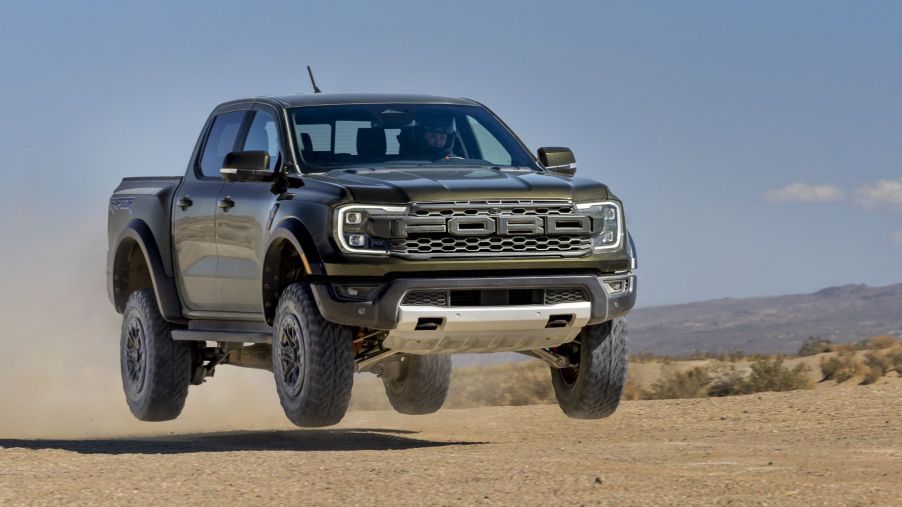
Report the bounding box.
[391,200,593,258]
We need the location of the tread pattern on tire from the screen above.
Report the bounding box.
[551,317,628,419]
[383,354,452,415]
[272,283,354,427]
[120,289,191,422]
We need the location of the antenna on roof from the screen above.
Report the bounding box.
[307,65,322,94]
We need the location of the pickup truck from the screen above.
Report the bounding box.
[107,93,637,427]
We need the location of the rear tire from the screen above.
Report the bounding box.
[551,318,628,419]
[382,354,452,415]
[120,289,191,421]
[271,283,354,427]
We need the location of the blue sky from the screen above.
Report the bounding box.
[1,0,900,306]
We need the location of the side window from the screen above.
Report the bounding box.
[242,111,281,170]
[199,111,245,178]
[466,116,512,166]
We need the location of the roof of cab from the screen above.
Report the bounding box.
[219,93,480,109]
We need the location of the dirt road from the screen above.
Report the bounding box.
[1,381,899,506]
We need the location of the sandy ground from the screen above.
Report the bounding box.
[1,381,899,506]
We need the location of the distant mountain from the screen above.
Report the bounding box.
[630,283,902,355]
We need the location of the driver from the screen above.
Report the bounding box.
[413,114,456,160]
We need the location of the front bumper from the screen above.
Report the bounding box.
[309,272,637,331]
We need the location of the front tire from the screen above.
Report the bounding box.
[271,283,354,427]
[120,289,191,421]
[382,354,452,415]
[551,318,628,419]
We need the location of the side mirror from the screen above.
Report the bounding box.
[538,147,577,176]
[221,151,274,182]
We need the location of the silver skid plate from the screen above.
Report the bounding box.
[383,302,591,354]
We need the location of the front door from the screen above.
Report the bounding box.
[172,109,246,311]
[215,107,283,314]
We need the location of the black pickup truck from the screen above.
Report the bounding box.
[107,93,637,426]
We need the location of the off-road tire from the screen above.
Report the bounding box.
[382,354,452,415]
[120,289,191,421]
[271,283,354,427]
[551,318,628,419]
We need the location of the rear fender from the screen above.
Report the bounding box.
[109,219,184,323]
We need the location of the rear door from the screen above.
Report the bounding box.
[214,105,283,314]
[172,108,248,311]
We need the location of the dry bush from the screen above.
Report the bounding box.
[866,335,898,350]
[683,350,753,361]
[741,359,811,393]
[888,345,902,371]
[642,366,711,400]
[621,376,645,401]
[444,360,555,408]
[797,336,834,356]
[819,356,846,381]
[819,353,864,382]
[707,366,748,397]
[630,352,665,363]
[861,351,893,385]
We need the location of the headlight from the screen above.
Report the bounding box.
[576,201,623,252]
[334,204,407,255]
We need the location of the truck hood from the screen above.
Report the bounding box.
[307,167,610,203]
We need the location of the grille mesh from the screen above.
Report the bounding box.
[392,235,591,255]
[544,288,589,305]
[401,290,448,306]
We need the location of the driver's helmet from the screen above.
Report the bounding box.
[415,113,456,159]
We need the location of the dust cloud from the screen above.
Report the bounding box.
[0,216,292,440]
[0,214,544,440]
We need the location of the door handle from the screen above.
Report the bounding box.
[218,196,235,211]
[177,196,193,210]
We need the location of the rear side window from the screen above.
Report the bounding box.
[199,111,245,178]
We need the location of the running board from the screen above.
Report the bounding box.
[171,329,272,344]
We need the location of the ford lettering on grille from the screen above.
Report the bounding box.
[395,215,592,237]
[385,200,596,257]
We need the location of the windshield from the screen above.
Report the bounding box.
[288,104,539,172]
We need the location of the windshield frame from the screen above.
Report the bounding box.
[286,103,542,173]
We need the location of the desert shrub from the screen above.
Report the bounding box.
[722,350,752,362]
[444,360,555,407]
[707,367,747,397]
[621,377,644,401]
[642,366,711,399]
[888,346,902,371]
[861,367,882,385]
[797,336,834,356]
[819,356,845,381]
[630,352,665,363]
[682,350,757,362]
[832,342,864,354]
[866,335,898,350]
[819,353,863,382]
[741,359,811,393]
[860,351,892,385]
